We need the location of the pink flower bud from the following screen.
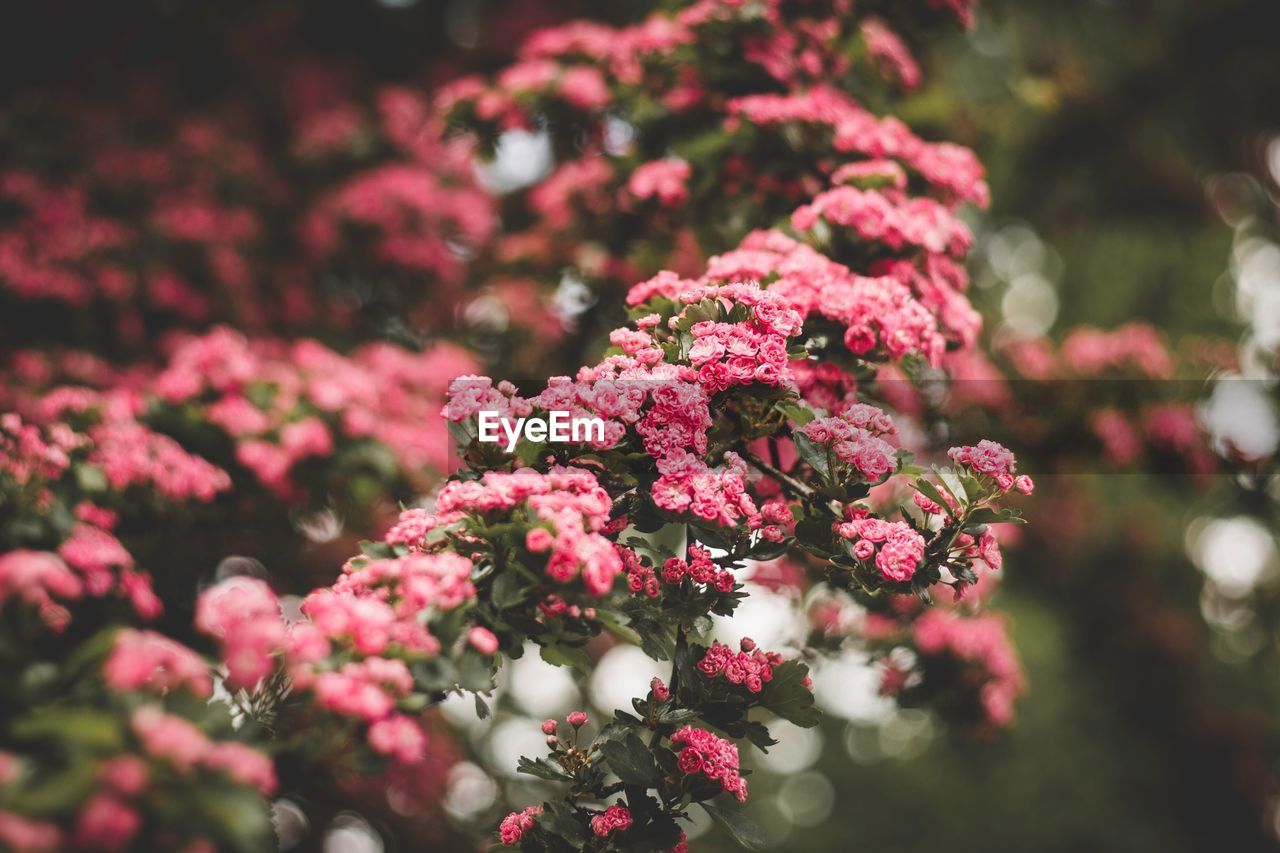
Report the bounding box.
[541,719,558,735]
[567,711,588,728]
[468,626,500,655]
[525,527,553,552]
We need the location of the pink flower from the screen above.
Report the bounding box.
[677,747,704,774]
[558,66,610,110]
[98,756,148,796]
[948,440,1019,491]
[499,805,543,845]
[567,711,588,728]
[131,706,209,771]
[367,715,428,764]
[541,719,558,735]
[0,810,61,851]
[73,795,140,851]
[670,726,746,801]
[468,626,500,655]
[104,629,212,698]
[875,529,924,582]
[526,527,553,552]
[629,159,692,207]
[195,577,285,689]
[203,742,278,795]
[590,804,633,837]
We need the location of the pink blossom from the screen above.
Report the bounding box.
[98,756,148,796]
[499,805,543,845]
[590,804,633,837]
[468,626,500,655]
[203,742,278,795]
[131,706,210,771]
[629,158,692,206]
[104,629,212,698]
[367,715,428,764]
[73,795,140,851]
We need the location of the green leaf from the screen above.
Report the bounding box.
[457,653,496,692]
[358,540,394,559]
[701,800,764,851]
[601,731,660,786]
[792,432,830,481]
[758,660,820,727]
[966,506,1022,526]
[517,756,572,782]
[934,465,968,504]
[11,708,124,751]
[447,418,477,447]
[776,402,815,426]
[539,643,591,671]
[914,479,952,516]
[491,567,530,610]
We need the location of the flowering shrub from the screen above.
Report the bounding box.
[0,0,1044,849]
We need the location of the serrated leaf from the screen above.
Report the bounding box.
[758,660,820,727]
[601,732,660,786]
[517,756,572,782]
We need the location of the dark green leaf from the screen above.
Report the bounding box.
[758,660,820,727]
[601,732,660,786]
[701,800,764,851]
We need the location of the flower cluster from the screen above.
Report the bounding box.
[154,327,477,495]
[433,466,623,596]
[802,403,900,483]
[591,804,634,838]
[499,805,544,846]
[629,159,692,207]
[195,577,288,689]
[0,76,499,347]
[695,639,785,694]
[131,706,276,794]
[670,726,747,803]
[948,441,1034,494]
[836,510,928,583]
[194,558,472,769]
[104,629,213,697]
[692,231,952,364]
[0,0,1038,849]
[911,610,1026,728]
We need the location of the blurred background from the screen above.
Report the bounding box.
[4,0,1280,851]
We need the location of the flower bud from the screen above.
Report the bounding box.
[567,711,588,728]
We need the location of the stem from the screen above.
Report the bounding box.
[651,616,689,750]
[742,450,816,500]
